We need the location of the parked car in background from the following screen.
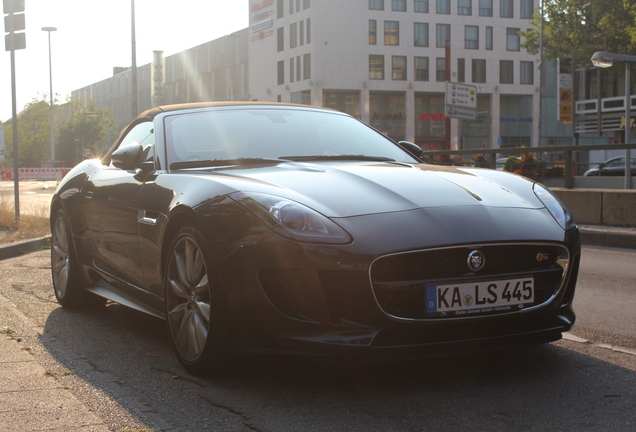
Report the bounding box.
[584,156,636,176]
[50,102,580,375]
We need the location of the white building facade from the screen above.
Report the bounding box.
[248,0,540,150]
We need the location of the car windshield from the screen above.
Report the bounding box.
[164,108,419,166]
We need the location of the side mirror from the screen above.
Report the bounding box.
[398,141,423,159]
[111,143,145,170]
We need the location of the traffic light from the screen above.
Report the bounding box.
[4,0,26,51]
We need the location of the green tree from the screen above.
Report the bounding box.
[1,96,65,167]
[522,0,636,69]
[57,101,116,166]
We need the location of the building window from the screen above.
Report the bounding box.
[290,59,295,83]
[458,0,471,15]
[436,57,446,82]
[303,53,311,80]
[303,54,311,79]
[369,20,377,45]
[392,56,407,80]
[384,21,399,45]
[290,0,294,14]
[297,56,301,81]
[370,0,384,10]
[415,0,429,13]
[277,0,284,18]
[436,0,450,14]
[485,26,493,50]
[479,0,492,16]
[278,60,285,85]
[307,18,311,43]
[520,61,534,84]
[414,22,429,47]
[457,58,465,82]
[370,55,385,79]
[277,27,284,52]
[472,59,486,83]
[414,56,429,81]
[290,22,297,48]
[392,0,406,11]
[436,23,450,48]
[521,0,534,19]
[303,0,310,9]
[465,25,478,49]
[300,20,305,45]
[500,60,513,84]
[500,0,513,18]
[506,28,520,51]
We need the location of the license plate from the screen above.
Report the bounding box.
[425,278,534,317]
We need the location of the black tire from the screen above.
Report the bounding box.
[50,209,90,308]
[164,226,232,375]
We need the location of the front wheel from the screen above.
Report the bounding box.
[164,226,232,375]
[51,209,89,308]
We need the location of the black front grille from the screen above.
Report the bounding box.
[370,244,570,320]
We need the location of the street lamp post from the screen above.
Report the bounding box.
[591,51,636,189]
[42,26,57,164]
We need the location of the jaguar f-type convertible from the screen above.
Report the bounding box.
[50,102,580,374]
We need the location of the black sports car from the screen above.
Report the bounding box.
[50,102,580,374]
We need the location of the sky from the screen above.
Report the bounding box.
[0,0,249,122]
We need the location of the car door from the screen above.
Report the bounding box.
[601,158,624,176]
[82,120,155,290]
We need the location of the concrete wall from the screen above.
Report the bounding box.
[551,188,636,227]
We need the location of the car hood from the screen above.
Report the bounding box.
[200,161,544,218]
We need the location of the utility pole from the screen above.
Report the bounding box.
[131,0,138,119]
[42,26,57,163]
[4,0,27,221]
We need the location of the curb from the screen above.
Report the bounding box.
[579,228,636,250]
[0,236,52,261]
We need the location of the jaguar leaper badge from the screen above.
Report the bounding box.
[467,250,485,272]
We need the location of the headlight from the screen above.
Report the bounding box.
[533,184,576,230]
[230,192,352,244]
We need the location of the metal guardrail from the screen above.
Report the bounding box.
[420,143,636,189]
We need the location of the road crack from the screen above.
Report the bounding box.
[198,394,264,432]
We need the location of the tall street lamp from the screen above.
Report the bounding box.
[42,26,57,163]
[591,51,636,189]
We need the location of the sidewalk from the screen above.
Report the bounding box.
[0,236,168,432]
[0,226,634,432]
[0,330,112,431]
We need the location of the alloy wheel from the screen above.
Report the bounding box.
[51,214,70,300]
[166,235,212,363]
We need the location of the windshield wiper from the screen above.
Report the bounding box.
[281,155,395,162]
[170,158,289,170]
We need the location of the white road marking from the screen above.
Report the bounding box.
[597,344,636,356]
[562,332,588,343]
[562,332,636,356]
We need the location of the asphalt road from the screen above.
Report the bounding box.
[0,246,634,431]
[0,180,57,217]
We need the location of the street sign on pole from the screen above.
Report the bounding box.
[3,0,25,219]
[445,82,477,121]
[446,105,476,120]
[445,82,478,109]
[4,0,26,51]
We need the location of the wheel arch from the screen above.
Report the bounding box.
[160,206,209,278]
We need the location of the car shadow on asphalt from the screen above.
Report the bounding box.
[39,299,596,390]
[37,301,636,430]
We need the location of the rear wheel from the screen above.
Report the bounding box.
[165,226,231,374]
[51,209,88,308]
